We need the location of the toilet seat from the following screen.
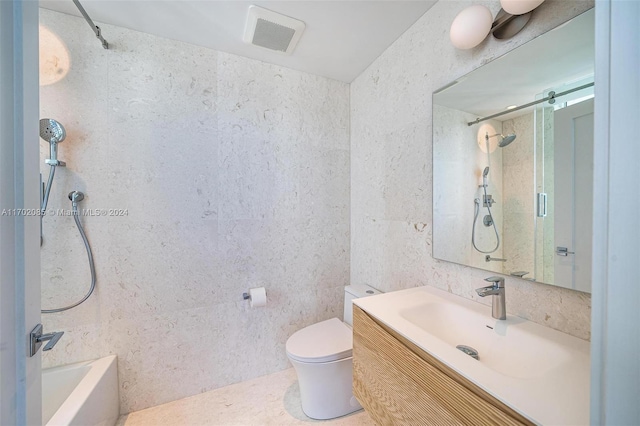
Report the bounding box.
[286,318,352,363]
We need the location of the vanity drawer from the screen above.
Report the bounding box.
[352,305,534,426]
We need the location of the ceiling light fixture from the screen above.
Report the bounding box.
[500,0,545,15]
[450,1,546,49]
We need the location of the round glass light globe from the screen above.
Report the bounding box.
[450,5,493,50]
[500,0,545,15]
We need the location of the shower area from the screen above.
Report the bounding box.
[38,5,350,422]
[432,101,545,278]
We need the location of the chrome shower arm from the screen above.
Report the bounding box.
[72,0,109,49]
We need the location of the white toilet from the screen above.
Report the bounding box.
[285,284,382,420]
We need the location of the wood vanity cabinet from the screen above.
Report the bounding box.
[352,305,535,426]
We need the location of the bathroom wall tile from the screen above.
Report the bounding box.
[41,321,112,369]
[351,0,594,340]
[381,122,430,222]
[217,53,349,222]
[109,303,253,412]
[297,147,350,221]
[112,285,350,413]
[351,121,430,223]
[218,218,349,300]
[351,217,431,294]
[350,127,385,220]
[217,53,349,151]
[216,122,300,222]
[105,124,218,228]
[105,24,218,130]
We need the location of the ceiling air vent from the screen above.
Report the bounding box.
[243,6,305,55]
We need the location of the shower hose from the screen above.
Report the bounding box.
[41,164,97,314]
[471,183,500,254]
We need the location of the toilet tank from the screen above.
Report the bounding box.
[344,285,382,326]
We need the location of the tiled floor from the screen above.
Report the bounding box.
[116,368,376,426]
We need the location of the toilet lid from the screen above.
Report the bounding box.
[286,318,352,363]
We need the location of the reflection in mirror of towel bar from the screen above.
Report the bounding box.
[485,255,507,262]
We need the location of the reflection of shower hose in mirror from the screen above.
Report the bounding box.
[42,191,97,314]
[472,184,500,254]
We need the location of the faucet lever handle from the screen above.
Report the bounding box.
[484,276,505,287]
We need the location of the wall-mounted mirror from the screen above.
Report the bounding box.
[432,9,594,293]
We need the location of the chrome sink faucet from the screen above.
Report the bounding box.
[476,276,506,320]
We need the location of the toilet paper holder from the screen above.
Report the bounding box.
[243,288,267,301]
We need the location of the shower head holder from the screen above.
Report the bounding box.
[45,158,66,167]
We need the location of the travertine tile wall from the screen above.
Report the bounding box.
[350,0,592,340]
[39,9,349,413]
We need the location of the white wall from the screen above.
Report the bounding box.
[591,0,640,423]
[351,0,593,340]
[39,9,349,413]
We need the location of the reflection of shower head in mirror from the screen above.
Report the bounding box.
[499,133,517,147]
[486,132,517,148]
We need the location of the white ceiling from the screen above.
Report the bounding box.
[434,8,595,121]
[39,0,437,83]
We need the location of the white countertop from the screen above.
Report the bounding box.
[353,285,590,425]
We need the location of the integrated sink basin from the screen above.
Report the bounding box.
[353,285,590,425]
[400,302,571,380]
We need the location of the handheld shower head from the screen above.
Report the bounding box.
[482,166,490,187]
[39,119,66,144]
[39,118,66,167]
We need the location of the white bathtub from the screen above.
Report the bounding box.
[42,355,119,426]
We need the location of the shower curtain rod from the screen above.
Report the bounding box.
[467,82,594,126]
[72,0,109,49]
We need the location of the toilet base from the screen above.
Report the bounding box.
[288,356,362,420]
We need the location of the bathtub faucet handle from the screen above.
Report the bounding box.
[29,324,64,357]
